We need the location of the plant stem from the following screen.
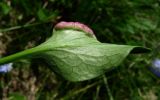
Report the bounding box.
[0,22,46,32]
[103,75,114,100]
[0,46,45,65]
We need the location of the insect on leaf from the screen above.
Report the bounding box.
[39,29,150,81]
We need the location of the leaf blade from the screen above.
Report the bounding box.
[43,43,148,81]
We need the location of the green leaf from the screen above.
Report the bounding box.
[37,8,58,22]
[9,92,27,100]
[37,9,48,21]
[0,29,150,82]
[38,29,150,81]
[0,2,11,15]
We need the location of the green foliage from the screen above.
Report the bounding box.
[0,0,159,99]
[0,2,11,15]
[39,29,149,81]
[0,29,149,81]
[9,92,27,100]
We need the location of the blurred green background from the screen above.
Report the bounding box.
[0,0,160,100]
